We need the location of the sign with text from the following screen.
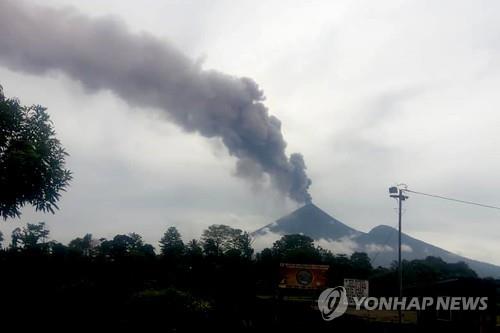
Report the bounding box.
[279,263,329,289]
[344,278,369,305]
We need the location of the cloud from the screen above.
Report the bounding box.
[401,244,413,253]
[251,228,282,252]
[1,0,500,266]
[364,243,394,253]
[316,236,358,255]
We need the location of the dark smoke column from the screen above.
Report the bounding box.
[0,1,312,203]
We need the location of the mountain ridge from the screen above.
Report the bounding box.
[252,203,500,278]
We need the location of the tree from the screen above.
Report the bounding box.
[0,85,72,219]
[228,231,253,259]
[159,227,185,257]
[201,224,253,258]
[186,239,203,258]
[350,252,372,277]
[10,222,50,251]
[272,234,322,263]
[397,256,478,286]
[68,233,95,256]
[98,233,155,259]
[49,241,69,257]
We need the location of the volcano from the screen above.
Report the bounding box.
[253,203,360,240]
[252,203,500,278]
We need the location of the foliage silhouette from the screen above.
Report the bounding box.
[201,224,253,258]
[0,85,71,219]
[0,221,488,331]
[159,226,185,258]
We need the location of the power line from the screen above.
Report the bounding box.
[403,189,500,211]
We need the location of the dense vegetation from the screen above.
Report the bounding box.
[0,221,479,331]
[0,86,71,219]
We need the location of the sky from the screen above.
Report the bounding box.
[1,0,499,265]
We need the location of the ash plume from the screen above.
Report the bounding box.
[0,1,312,203]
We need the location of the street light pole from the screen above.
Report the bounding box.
[389,186,408,325]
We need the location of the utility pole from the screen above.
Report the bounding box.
[389,186,408,325]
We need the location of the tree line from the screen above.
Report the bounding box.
[0,221,478,283]
[0,221,481,331]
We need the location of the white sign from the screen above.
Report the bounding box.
[344,278,369,305]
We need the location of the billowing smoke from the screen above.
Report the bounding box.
[0,1,312,203]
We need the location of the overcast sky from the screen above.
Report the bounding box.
[1,0,499,265]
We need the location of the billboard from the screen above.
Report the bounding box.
[344,278,369,304]
[278,263,329,289]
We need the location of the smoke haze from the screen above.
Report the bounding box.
[0,0,311,203]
